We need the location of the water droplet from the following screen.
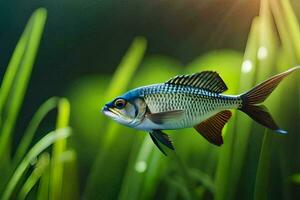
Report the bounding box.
[135,161,147,173]
[241,60,253,73]
[257,46,268,60]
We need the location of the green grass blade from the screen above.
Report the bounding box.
[118,136,156,200]
[215,18,259,200]
[1,128,71,200]
[256,0,300,199]
[102,36,147,145]
[17,153,50,200]
[253,0,281,199]
[279,0,300,61]
[84,37,147,198]
[37,155,51,200]
[13,97,59,166]
[0,25,32,189]
[105,37,147,101]
[256,0,277,80]
[50,98,70,200]
[0,20,30,122]
[60,150,80,200]
[117,58,180,200]
[254,130,272,200]
[0,8,47,166]
[270,0,296,64]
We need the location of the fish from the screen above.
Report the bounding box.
[102,66,299,155]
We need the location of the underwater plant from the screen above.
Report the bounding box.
[1,0,300,199]
[0,8,76,200]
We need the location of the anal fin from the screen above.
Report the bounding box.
[194,110,232,146]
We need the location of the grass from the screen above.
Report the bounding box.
[215,16,259,200]
[18,153,50,200]
[0,8,47,174]
[0,8,74,200]
[50,98,71,200]
[1,0,300,199]
[0,7,48,193]
[1,128,71,200]
[83,36,147,199]
[12,97,59,166]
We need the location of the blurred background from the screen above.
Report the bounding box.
[0,0,262,103]
[1,0,300,199]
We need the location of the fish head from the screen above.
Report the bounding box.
[102,96,147,127]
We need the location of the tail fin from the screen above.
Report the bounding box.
[239,66,300,133]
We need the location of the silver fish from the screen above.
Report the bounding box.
[102,67,299,155]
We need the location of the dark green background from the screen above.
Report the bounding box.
[1,1,300,199]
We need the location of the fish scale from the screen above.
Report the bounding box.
[139,83,242,129]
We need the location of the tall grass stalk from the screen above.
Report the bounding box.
[118,137,157,200]
[84,37,147,198]
[270,0,295,63]
[17,153,50,200]
[215,18,259,200]
[253,0,292,199]
[117,59,181,200]
[0,8,47,174]
[279,0,300,60]
[1,128,71,200]
[37,155,51,200]
[50,98,71,200]
[0,8,77,200]
[254,0,278,199]
[60,150,80,200]
[13,97,59,167]
[254,130,272,200]
[103,37,147,145]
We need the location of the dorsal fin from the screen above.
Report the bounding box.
[165,71,228,93]
[194,110,232,146]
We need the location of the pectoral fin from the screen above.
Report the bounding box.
[149,130,174,155]
[194,110,232,146]
[147,110,184,124]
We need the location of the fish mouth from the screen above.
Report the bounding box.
[101,106,132,124]
[101,105,110,115]
[101,105,110,113]
[101,106,121,119]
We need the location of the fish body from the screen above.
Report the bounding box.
[102,67,300,155]
[124,84,241,131]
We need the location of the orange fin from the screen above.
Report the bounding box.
[194,110,232,146]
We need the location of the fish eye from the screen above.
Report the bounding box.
[114,98,127,109]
